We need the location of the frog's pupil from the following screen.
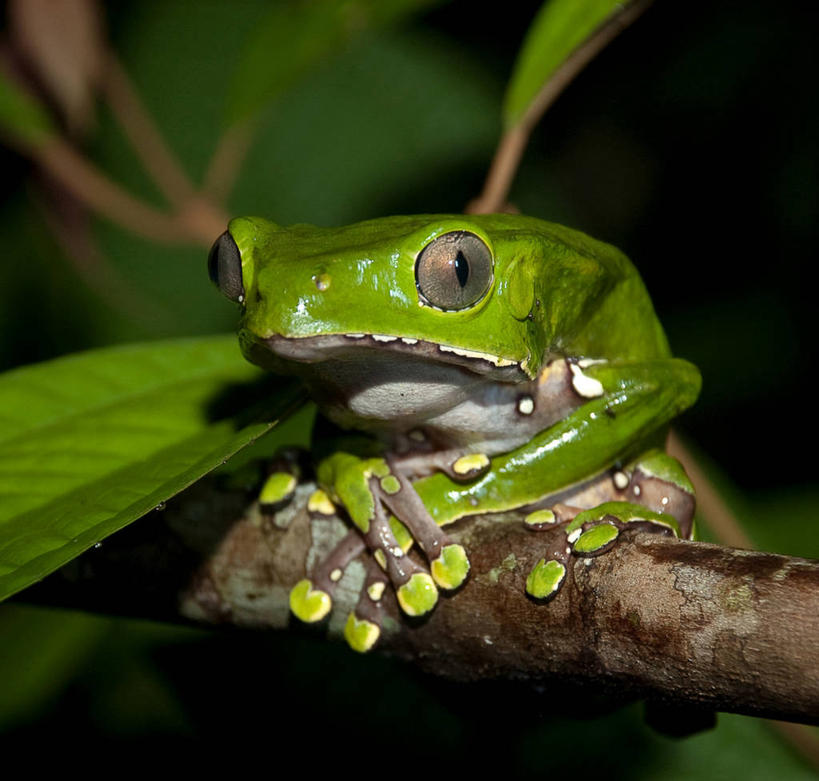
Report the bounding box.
[453,250,469,288]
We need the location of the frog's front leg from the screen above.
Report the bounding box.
[408,357,699,601]
[289,451,469,651]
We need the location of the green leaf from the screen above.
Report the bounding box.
[0,336,302,602]
[0,70,56,148]
[224,0,440,124]
[503,0,639,129]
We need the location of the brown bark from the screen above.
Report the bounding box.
[27,477,819,726]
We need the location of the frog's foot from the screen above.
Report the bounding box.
[565,501,681,556]
[611,450,696,539]
[329,453,469,611]
[291,453,470,650]
[524,451,696,602]
[524,500,683,601]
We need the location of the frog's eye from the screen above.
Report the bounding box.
[415,231,493,311]
[208,231,245,303]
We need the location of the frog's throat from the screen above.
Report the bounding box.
[255,332,531,381]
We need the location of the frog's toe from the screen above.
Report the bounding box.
[449,453,491,481]
[568,521,620,555]
[259,470,298,511]
[289,578,333,622]
[430,543,470,590]
[396,571,439,616]
[525,557,567,600]
[344,612,381,653]
[258,447,307,512]
[342,562,389,652]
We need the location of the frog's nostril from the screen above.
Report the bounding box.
[312,273,331,292]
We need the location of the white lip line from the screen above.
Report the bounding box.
[336,331,519,368]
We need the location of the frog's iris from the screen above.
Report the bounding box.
[415,231,493,311]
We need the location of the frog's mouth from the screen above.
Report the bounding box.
[248,331,530,382]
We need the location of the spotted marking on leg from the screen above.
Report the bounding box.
[364,478,439,616]
[524,508,557,528]
[568,361,605,398]
[517,395,535,415]
[612,470,630,490]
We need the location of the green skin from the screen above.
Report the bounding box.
[214,213,701,651]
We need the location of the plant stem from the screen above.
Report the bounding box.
[100,50,197,207]
[36,137,189,242]
[203,119,255,203]
[667,431,755,550]
[470,0,653,214]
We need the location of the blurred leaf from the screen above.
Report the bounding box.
[7,0,105,135]
[503,0,640,129]
[0,69,56,148]
[232,30,499,225]
[224,0,440,124]
[0,605,106,729]
[0,336,302,602]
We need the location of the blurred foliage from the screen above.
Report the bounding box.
[0,337,301,601]
[0,0,816,771]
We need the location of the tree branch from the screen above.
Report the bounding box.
[25,476,819,726]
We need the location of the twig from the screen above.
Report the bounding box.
[469,0,653,215]
[100,50,197,207]
[35,136,185,241]
[667,430,755,550]
[33,174,175,328]
[28,136,226,245]
[203,119,255,203]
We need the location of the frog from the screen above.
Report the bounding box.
[208,213,700,652]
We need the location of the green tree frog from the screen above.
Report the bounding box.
[209,214,700,652]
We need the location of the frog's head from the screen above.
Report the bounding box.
[209,214,627,382]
